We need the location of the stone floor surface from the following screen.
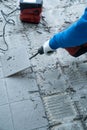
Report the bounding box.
[0,0,87,130]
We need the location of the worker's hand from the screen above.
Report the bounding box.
[42,40,55,55]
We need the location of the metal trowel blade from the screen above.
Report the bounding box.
[0,46,31,77]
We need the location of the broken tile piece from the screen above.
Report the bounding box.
[0,46,31,77]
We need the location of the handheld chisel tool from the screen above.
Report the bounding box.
[29,46,44,60]
[29,46,54,60]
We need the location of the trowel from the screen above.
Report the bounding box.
[0,46,44,77]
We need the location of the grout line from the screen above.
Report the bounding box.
[4,78,15,130]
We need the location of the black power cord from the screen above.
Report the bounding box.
[0,8,18,52]
[2,19,15,51]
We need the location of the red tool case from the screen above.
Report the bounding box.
[19,0,43,23]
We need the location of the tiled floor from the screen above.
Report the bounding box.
[0,0,87,130]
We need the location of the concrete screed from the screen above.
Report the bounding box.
[0,0,87,130]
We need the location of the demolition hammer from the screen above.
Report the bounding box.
[29,46,54,60]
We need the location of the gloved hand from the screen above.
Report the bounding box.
[38,40,56,55]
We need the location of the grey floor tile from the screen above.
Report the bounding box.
[51,122,83,130]
[0,79,8,105]
[5,33,29,49]
[6,73,39,102]
[10,93,48,130]
[0,104,14,130]
[1,46,31,77]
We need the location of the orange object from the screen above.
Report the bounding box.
[65,43,87,57]
[19,0,43,23]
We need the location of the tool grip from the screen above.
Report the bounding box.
[38,46,54,55]
[38,46,44,54]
